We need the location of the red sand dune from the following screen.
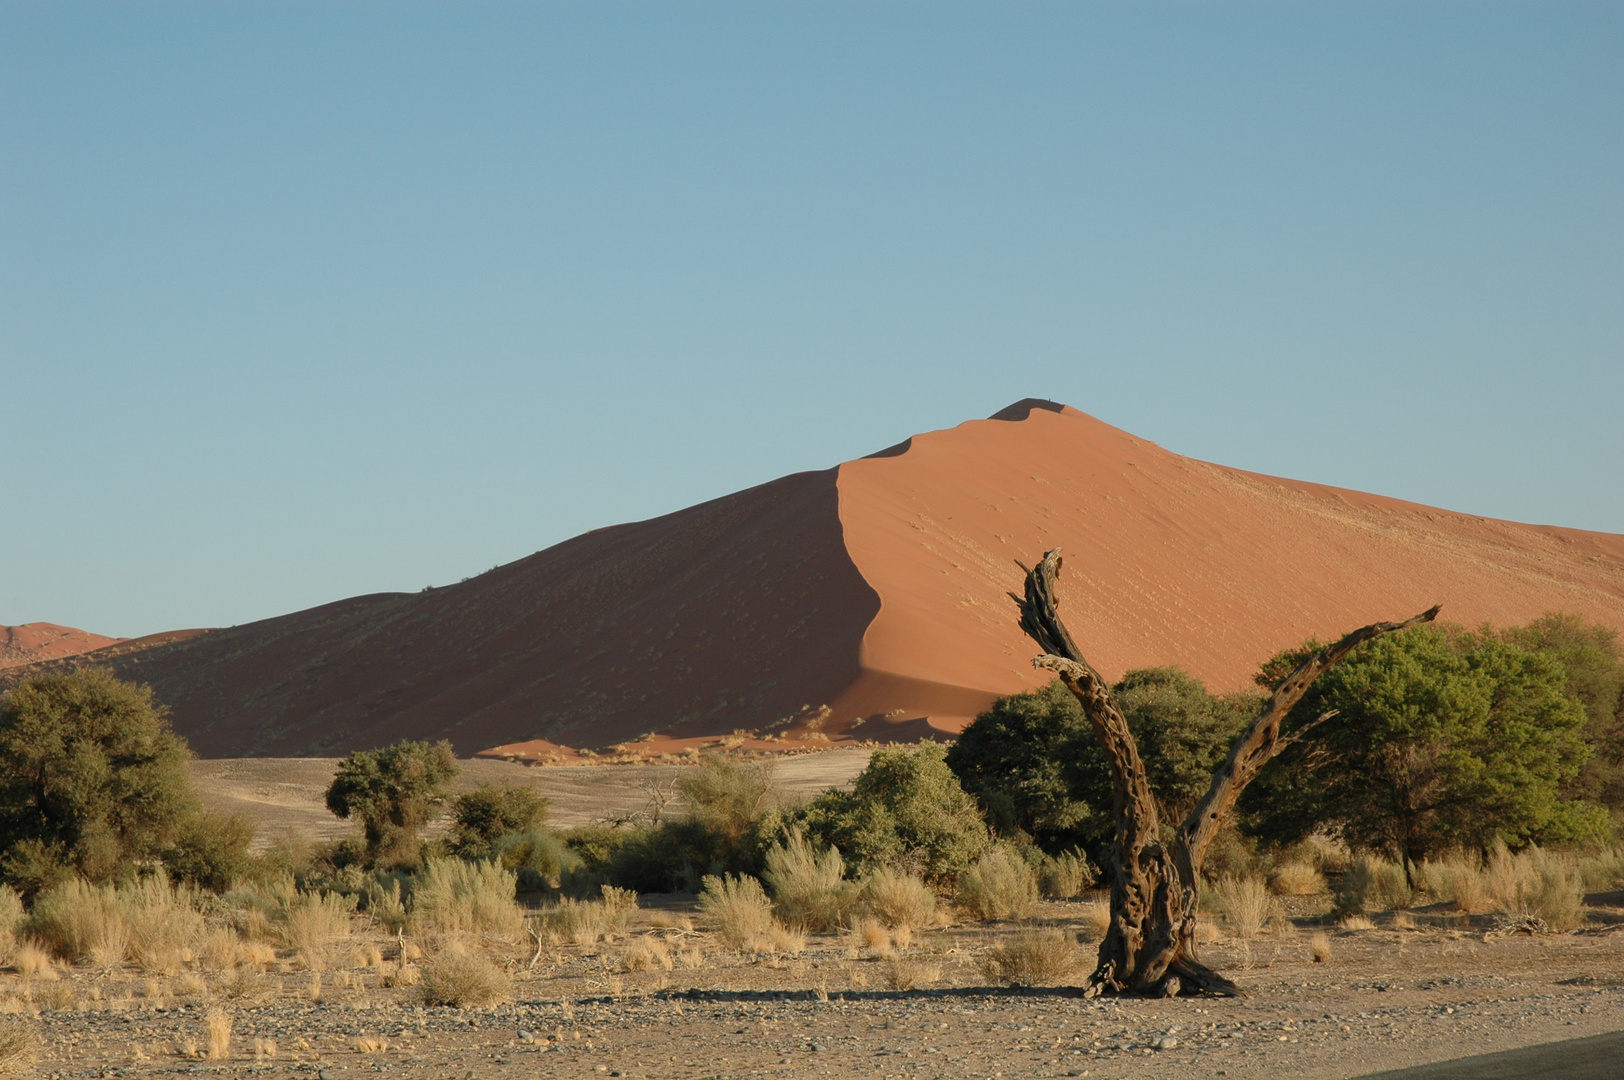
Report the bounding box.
[0,623,125,670]
[26,401,1624,758]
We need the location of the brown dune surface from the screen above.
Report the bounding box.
[0,622,125,669]
[21,400,1624,757]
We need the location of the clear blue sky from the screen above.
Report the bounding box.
[3,2,1620,638]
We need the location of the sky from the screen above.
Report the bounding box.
[3,2,1621,639]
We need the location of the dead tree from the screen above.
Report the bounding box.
[1014,548,1438,997]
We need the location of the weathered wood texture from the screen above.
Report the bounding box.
[1015,548,1438,997]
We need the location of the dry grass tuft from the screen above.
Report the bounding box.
[955,846,1038,922]
[281,891,354,964]
[251,1039,277,1061]
[1310,932,1333,963]
[1211,876,1273,940]
[0,1019,36,1075]
[1337,914,1375,931]
[859,869,937,930]
[410,859,524,939]
[1077,899,1112,941]
[305,972,323,1003]
[763,832,859,932]
[0,888,22,968]
[619,938,674,972]
[203,1009,231,1061]
[532,886,636,948]
[1038,850,1096,899]
[1485,844,1586,931]
[978,929,1082,986]
[1268,862,1326,896]
[700,874,787,952]
[1333,856,1412,916]
[12,945,56,980]
[882,958,942,990]
[851,918,892,957]
[419,950,511,1007]
[122,875,206,976]
[352,1036,389,1053]
[24,878,124,962]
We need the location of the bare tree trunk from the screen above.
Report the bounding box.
[1016,548,1438,997]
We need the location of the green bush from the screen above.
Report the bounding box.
[448,784,551,860]
[955,843,1039,921]
[325,740,459,869]
[491,829,580,891]
[162,813,256,893]
[0,668,199,892]
[798,742,990,883]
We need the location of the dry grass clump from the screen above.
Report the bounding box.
[0,888,21,967]
[1486,844,1585,930]
[13,944,57,980]
[859,868,937,930]
[532,885,636,948]
[1309,932,1333,963]
[699,874,801,953]
[1421,856,1493,914]
[1038,850,1095,900]
[281,890,354,965]
[251,1039,277,1061]
[955,846,1038,921]
[0,1018,37,1075]
[1268,862,1326,896]
[24,878,124,961]
[203,1009,231,1061]
[618,937,674,972]
[122,874,206,975]
[978,929,1082,986]
[1337,914,1375,931]
[1211,876,1273,940]
[1077,898,1112,941]
[763,832,858,931]
[353,1036,389,1053]
[1577,847,1624,891]
[1332,855,1412,916]
[882,958,942,990]
[419,949,511,1006]
[410,859,524,939]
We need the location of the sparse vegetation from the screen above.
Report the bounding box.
[762,831,857,932]
[858,867,937,930]
[418,949,511,1006]
[409,858,523,939]
[955,845,1038,921]
[1210,875,1273,940]
[978,928,1082,986]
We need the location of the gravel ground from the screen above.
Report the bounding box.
[10,901,1623,1080]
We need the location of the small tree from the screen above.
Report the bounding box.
[325,740,459,867]
[1015,548,1436,996]
[0,668,198,893]
[448,783,552,859]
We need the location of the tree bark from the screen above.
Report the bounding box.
[1015,548,1439,997]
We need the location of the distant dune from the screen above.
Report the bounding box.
[15,401,1623,757]
[0,623,124,669]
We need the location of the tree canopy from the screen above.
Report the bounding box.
[0,667,198,893]
[326,739,459,867]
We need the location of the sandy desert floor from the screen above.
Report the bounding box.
[6,898,1624,1080]
[188,749,875,843]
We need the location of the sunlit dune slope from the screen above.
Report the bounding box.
[24,400,1624,757]
[0,623,124,669]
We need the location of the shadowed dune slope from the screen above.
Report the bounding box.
[97,468,879,756]
[21,400,1624,757]
[0,623,125,669]
[830,401,1624,735]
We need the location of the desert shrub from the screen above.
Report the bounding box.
[956,844,1038,921]
[678,756,781,850]
[1485,843,1586,930]
[948,674,1259,864]
[1418,852,1493,913]
[799,743,991,883]
[361,873,410,933]
[882,957,942,990]
[565,818,752,894]
[1077,898,1112,941]
[448,783,552,859]
[0,886,20,965]
[618,937,674,972]
[491,829,580,890]
[531,885,635,947]
[24,877,124,961]
[762,831,858,932]
[1267,861,1326,896]
[858,868,937,930]
[419,949,511,1006]
[409,859,523,939]
[1332,855,1413,917]
[1038,849,1096,899]
[700,873,798,952]
[280,890,355,960]
[979,929,1083,986]
[1246,626,1603,866]
[0,668,199,891]
[1210,875,1273,940]
[1577,846,1624,891]
[203,1009,231,1061]
[121,872,206,975]
[1310,932,1333,963]
[163,813,256,893]
[325,740,459,869]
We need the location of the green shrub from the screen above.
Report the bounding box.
[163,813,256,893]
[799,743,990,883]
[762,831,858,932]
[956,844,1039,921]
[0,668,198,891]
[491,829,580,890]
[678,756,780,849]
[448,784,551,859]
